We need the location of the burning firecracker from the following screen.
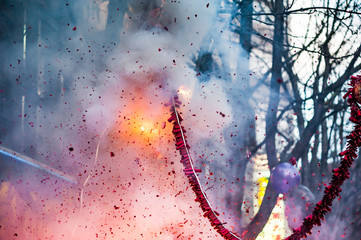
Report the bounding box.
[166,95,242,240]
[168,75,361,240]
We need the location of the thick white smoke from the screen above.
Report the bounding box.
[0,1,241,239]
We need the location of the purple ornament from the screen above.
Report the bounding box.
[270,162,301,194]
[285,185,315,229]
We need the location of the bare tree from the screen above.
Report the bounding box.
[220,0,361,239]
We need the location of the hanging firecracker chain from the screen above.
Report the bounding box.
[166,95,242,240]
[286,75,361,240]
[167,76,360,240]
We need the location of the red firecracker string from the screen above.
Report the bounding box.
[168,76,360,240]
[286,75,361,240]
[166,95,241,240]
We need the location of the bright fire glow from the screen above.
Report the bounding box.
[178,85,192,100]
[138,121,158,135]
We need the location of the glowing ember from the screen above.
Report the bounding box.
[178,85,193,100]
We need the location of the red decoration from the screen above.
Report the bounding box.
[286,75,361,240]
[167,95,241,240]
[168,75,360,240]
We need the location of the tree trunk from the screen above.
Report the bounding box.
[243,0,284,238]
[106,0,127,44]
[226,0,254,231]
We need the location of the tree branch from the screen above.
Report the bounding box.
[239,6,361,16]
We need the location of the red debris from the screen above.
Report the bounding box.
[289,157,297,166]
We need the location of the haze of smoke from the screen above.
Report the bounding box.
[0,1,239,239]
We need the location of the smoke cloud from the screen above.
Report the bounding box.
[1,1,353,240]
[0,1,241,239]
